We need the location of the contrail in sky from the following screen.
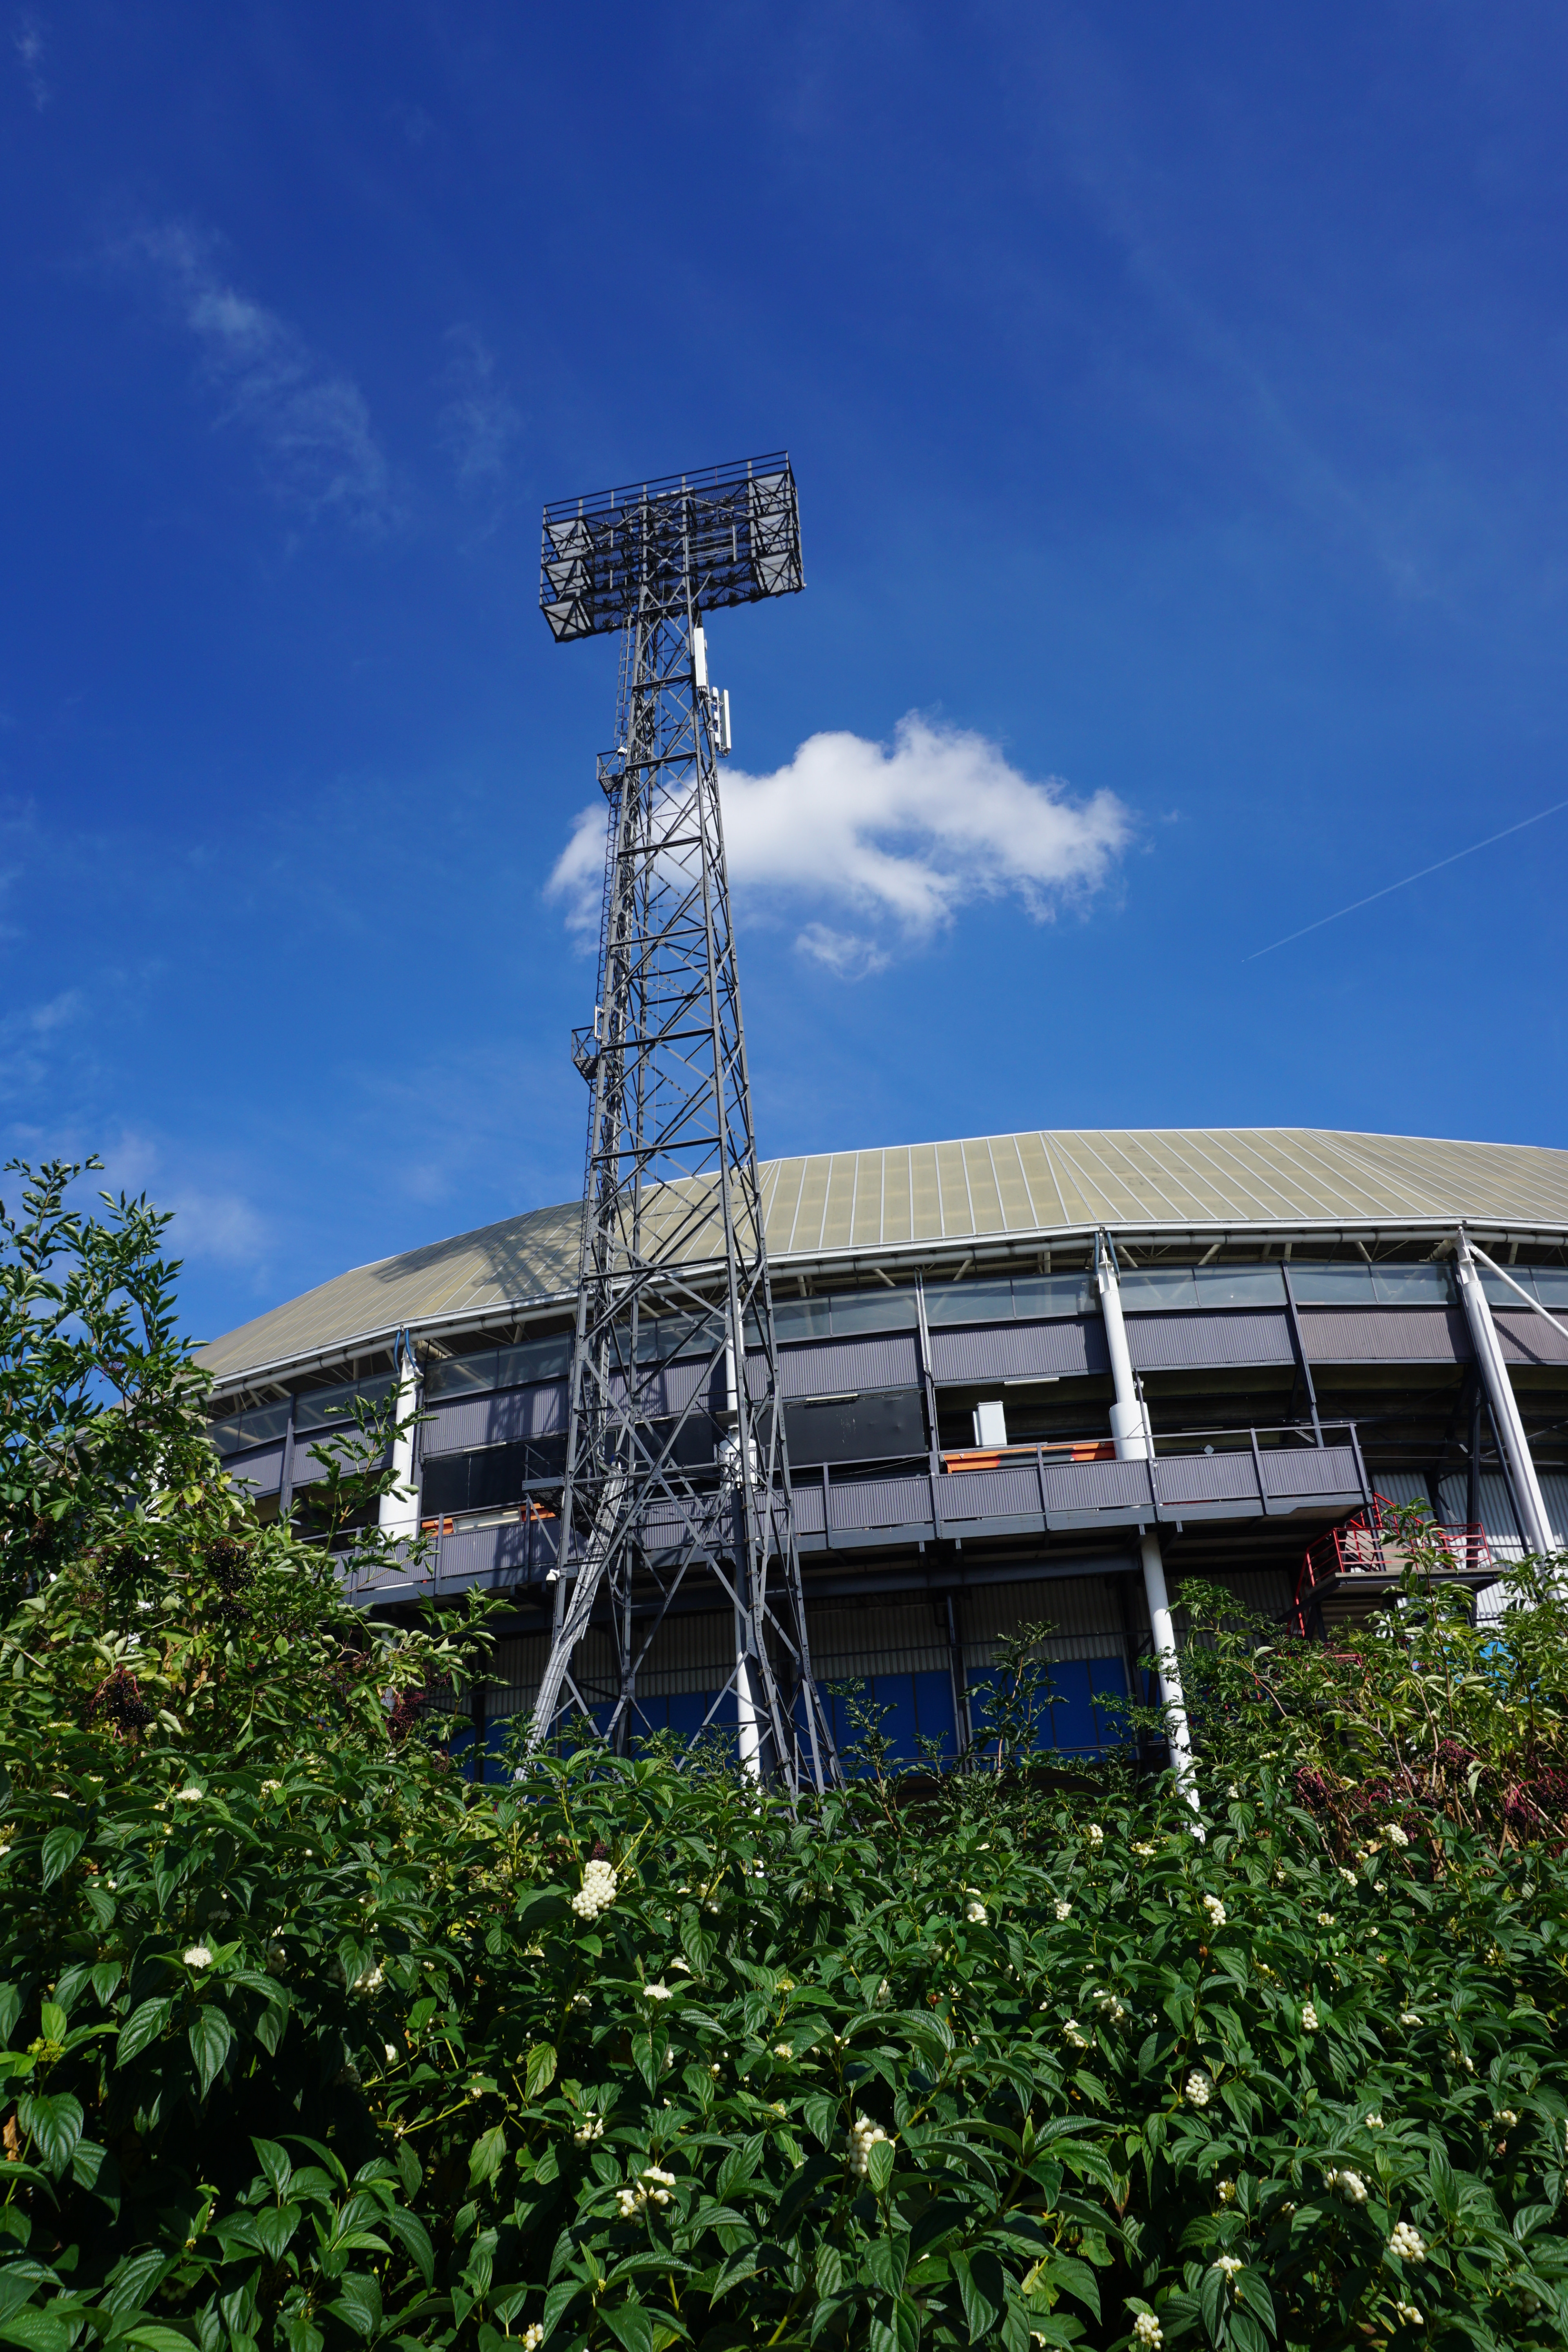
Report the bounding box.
[1245,797,1568,961]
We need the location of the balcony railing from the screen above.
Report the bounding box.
[347,1419,1376,1600]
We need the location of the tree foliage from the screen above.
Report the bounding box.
[1,1165,1567,2352]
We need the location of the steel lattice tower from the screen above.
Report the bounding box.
[527,454,837,1792]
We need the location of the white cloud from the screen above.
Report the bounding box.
[438,325,521,492]
[548,714,1131,971]
[13,12,47,110]
[96,1131,269,1270]
[794,923,891,980]
[124,221,397,531]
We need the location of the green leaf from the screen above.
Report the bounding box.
[602,2300,653,2352]
[515,1892,569,1934]
[0,2316,79,2352]
[816,2245,844,2301]
[0,1986,19,2045]
[40,1827,83,1889]
[253,2205,301,2264]
[864,2235,910,2295]
[468,2124,507,2189]
[1047,2256,1100,2322]
[125,2331,198,2352]
[188,2004,232,2096]
[16,2091,82,2177]
[866,2137,896,2195]
[804,2093,841,2149]
[89,1961,123,2005]
[953,2250,1004,2344]
[326,2275,382,2343]
[541,2279,580,2339]
[38,2004,65,2045]
[384,2205,435,2287]
[103,2252,172,2314]
[526,2041,557,2098]
[116,1996,171,2066]
[252,2137,292,2196]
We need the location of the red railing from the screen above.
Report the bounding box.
[1292,1497,1490,1634]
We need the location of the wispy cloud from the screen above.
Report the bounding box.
[13,11,47,110]
[548,714,1131,974]
[0,989,84,1094]
[93,1131,270,1270]
[120,221,398,531]
[437,325,521,493]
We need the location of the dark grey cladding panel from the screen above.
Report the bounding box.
[423,1383,567,1456]
[223,1440,285,1494]
[929,1319,1103,1385]
[1296,1307,1470,1364]
[1495,1308,1568,1368]
[775,1334,921,1399]
[1127,1310,1294,1371]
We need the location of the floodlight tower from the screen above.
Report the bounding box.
[528,454,836,1792]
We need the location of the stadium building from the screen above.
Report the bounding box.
[202,1125,1568,1772]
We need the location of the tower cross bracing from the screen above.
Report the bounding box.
[528,455,836,1791]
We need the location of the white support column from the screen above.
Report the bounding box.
[1454,1232,1555,1558]
[720,1333,763,1782]
[378,1337,422,1548]
[1095,1233,1198,1802]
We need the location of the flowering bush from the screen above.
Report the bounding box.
[3,1169,1568,2350]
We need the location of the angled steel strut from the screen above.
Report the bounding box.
[528,455,837,1792]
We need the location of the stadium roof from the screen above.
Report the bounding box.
[200,1126,1568,1388]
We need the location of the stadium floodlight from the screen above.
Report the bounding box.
[527,452,835,1793]
[539,454,803,642]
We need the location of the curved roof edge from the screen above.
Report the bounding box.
[198,1125,1568,1392]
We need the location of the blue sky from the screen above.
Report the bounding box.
[5,3,1568,1348]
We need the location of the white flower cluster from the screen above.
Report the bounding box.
[1185,2071,1212,2109]
[1053,1900,1072,1922]
[1131,1840,1157,1859]
[1216,2179,1236,2205]
[260,1779,282,1797]
[1317,1912,1335,1927]
[183,1944,213,1970]
[1301,2002,1320,2032]
[1381,1822,1411,1850]
[1091,1988,1127,2023]
[1389,2222,1427,2263]
[642,1981,672,2002]
[174,1786,204,1805]
[1339,1867,1359,1887]
[849,2115,889,2178]
[965,1895,987,1924]
[616,2164,676,2217]
[1399,2012,1423,2027]
[1366,2113,1385,2129]
[521,2328,545,2351]
[1393,2302,1423,2329]
[1202,1895,1227,1929]
[1495,2107,1520,2129]
[1326,2169,1369,2204]
[1063,2019,1089,2049]
[352,1962,384,1995]
[1087,1824,1105,1848]
[572,1859,619,1919]
[772,2043,792,2060]
[668,1956,692,1974]
[1214,2255,1243,2281]
[1132,2315,1163,2349]
[574,2115,605,2145]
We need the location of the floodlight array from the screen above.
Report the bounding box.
[539,453,802,641]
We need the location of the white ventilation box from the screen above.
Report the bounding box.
[972,1399,1007,1448]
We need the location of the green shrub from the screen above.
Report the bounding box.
[2,1165,1568,2351]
